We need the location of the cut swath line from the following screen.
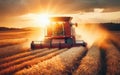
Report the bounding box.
[0,48,48,64]
[0,48,67,75]
[14,47,86,75]
[73,46,101,75]
[0,48,58,70]
[102,43,120,75]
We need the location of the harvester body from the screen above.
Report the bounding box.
[31,17,87,49]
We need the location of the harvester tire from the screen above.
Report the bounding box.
[66,38,73,46]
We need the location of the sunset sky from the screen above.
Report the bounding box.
[0,0,120,28]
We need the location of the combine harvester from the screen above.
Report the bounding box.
[31,17,87,49]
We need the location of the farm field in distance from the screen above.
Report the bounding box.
[0,26,120,75]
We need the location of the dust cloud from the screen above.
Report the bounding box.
[75,23,110,47]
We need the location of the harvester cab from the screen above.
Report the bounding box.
[31,17,87,50]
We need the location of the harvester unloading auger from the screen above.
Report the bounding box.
[31,17,87,50]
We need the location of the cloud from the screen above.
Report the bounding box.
[0,0,120,17]
[0,0,41,17]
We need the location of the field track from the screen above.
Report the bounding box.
[100,42,120,75]
[73,46,101,75]
[14,47,87,75]
[0,48,67,75]
[0,42,31,58]
[0,41,119,75]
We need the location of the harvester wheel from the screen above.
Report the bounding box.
[66,38,73,46]
[31,41,35,50]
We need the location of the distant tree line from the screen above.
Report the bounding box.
[100,23,120,31]
[0,27,20,31]
[0,23,120,31]
[0,27,40,31]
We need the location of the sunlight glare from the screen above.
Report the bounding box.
[35,14,50,27]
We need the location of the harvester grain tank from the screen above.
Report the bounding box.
[31,17,87,49]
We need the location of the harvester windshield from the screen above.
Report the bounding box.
[46,17,72,38]
[47,22,65,36]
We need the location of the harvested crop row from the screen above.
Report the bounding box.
[0,38,28,48]
[73,46,101,75]
[15,47,86,75]
[0,42,30,58]
[0,48,67,75]
[0,48,48,64]
[0,48,58,70]
[102,42,120,75]
[109,33,120,50]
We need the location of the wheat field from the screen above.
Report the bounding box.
[0,30,119,75]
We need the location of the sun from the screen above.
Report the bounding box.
[34,13,50,27]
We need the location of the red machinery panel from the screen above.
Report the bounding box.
[64,22,71,37]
